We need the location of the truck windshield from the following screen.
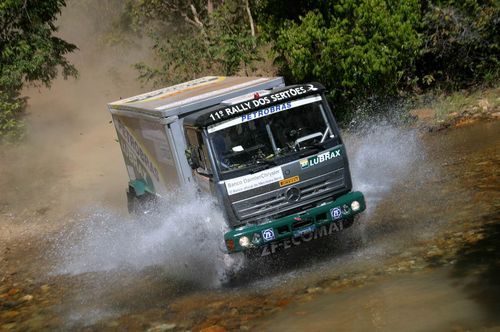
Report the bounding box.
[208,95,336,175]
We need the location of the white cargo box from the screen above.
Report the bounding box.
[108,76,284,195]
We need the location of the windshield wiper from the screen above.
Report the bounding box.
[248,158,278,174]
[298,145,324,158]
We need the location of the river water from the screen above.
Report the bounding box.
[1,119,498,331]
[256,122,500,332]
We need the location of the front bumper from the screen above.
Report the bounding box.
[224,191,365,253]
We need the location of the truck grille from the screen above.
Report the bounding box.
[232,168,345,223]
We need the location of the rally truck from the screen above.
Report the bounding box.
[108,76,365,257]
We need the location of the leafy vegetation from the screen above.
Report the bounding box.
[125,0,498,120]
[269,1,421,103]
[129,0,267,86]
[417,0,499,90]
[1,0,498,141]
[0,0,77,142]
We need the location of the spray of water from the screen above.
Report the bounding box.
[52,120,425,285]
[346,120,424,211]
[52,190,241,288]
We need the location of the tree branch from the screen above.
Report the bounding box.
[190,4,204,28]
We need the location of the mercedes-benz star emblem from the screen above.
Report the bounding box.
[285,187,301,202]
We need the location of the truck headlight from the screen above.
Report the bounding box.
[239,236,251,248]
[351,200,361,212]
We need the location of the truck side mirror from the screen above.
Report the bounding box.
[185,147,199,169]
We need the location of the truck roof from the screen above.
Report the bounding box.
[108,76,284,119]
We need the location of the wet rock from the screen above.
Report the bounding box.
[147,323,176,332]
[200,325,226,332]
[106,321,120,328]
[276,298,291,307]
[306,287,322,294]
[0,300,20,309]
[1,323,17,330]
[478,99,491,111]
[410,108,435,121]
[399,251,413,258]
[7,288,19,296]
[2,310,20,321]
[207,301,225,310]
[0,285,9,294]
[425,247,443,258]
[20,294,33,302]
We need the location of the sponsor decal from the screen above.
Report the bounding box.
[261,220,344,256]
[262,228,276,242]
[207,83,321,124]
[114,118,160,182]
[208,95,322,133]
[279,175,300,187]
[225,167,284,195]
[300,148,341,169]
[293,225,316,238]
[331,207,342,220]
[240,101,291,121]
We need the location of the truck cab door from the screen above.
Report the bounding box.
[185,128,214,194]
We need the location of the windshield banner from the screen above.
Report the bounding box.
[202,83,323,126]
[208,95,322,133]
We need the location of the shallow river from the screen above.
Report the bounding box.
[1,119,498,331]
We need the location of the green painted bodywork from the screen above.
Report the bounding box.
[129,179,153,196]
[224,191,365,253]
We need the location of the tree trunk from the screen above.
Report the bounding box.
[207,0,214,14]
[244,0,256,47]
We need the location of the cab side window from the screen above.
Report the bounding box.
[185,127,212,174]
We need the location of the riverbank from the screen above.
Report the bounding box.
[410,85,500,131]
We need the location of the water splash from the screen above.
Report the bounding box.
[52,190,239,288]
[346,121,424,211]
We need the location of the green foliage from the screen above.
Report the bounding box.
[267,1,422,104]
[126,0,498,119]
[0,91,25,141]
[0,0,77,142]
[134,31,210,86]
[128,0,263,87]
[255,0,499,118]
[417,0,500,90]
